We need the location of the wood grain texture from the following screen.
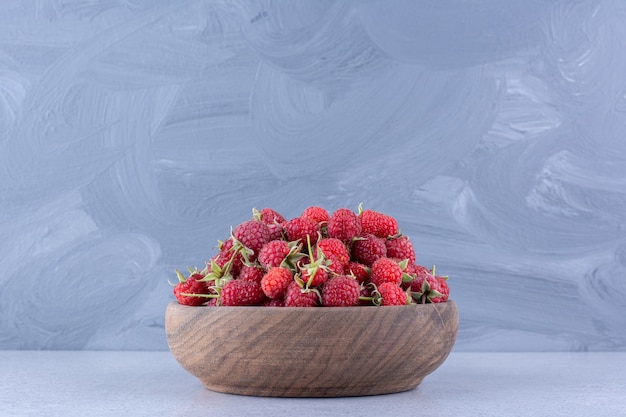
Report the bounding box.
[165,301,458,397]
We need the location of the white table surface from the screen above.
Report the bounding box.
[1,350,625,417]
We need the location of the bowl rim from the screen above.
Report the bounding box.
[166,299,456,311]
[165,300,458,322]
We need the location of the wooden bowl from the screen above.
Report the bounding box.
[165,300,458,397]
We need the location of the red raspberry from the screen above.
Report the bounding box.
[316,238,350,274]
[302,206,330,224]
[233,220,271,256]
[266,222,284,241]
[220,280,266,306]
[255,207,286,224]
[283,216,320,245]
[405,263,431,277]
[284,281,320,307]
[327,208,362,242]
[351,234,387,266]
[316,238,350,264]
[172,270,212,306]
[322,275,360,307]
[431,278,450,303]
[376,282,408,306]
[258,240,291,269]
[370,257,403,287]
[344,261,371,284]
[385,235,416,265]
[261,266,293,299]
[400,263,430,290]
[213,238,244,277]
[410,272,450,303]
[263,298,286,307]
[238,264,266,285]
[300,264,329,287]
[326,258,345,275]
[254,208,285,240]
[360,209,399,238]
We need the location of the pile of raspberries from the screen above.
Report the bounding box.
[172,205,450,307]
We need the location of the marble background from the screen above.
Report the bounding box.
[1,0,625,351]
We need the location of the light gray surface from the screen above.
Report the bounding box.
[2,1,626,352]
[1,351,625,417]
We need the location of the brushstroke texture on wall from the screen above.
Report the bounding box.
[1,0,625,351]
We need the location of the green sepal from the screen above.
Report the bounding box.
[401,272,414,283]
[280,240,307,272]
[252,207,262,221]
[168,269,186,286]
[398,258,409,271]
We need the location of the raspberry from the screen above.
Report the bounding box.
[258,240,291,269]
[283,216,320,245]
[172,270,212,306]
[316,238,350,264]
[263,298,286,307]
[410,271,450,303]
[400,263,430,290]
[238,264,266,285]
[322,275,360,307]
[213,238,244,277]
[266,222,284,241]
[302,206,330,224]
[370,257,403,287]
[376,282,408,306]
[385,235,416,265]
[254,207,286,224]
[344,261,371,284]
[325,258,345,275]
[431,278,450,303]
[327,208,362,242]
[300,264,329,287]
[284,281,320,307]
[405,263,431,278]
[220,280,266,306]
[351,234,387,266]
[261,266,293,299]
[254,208,285,240]
[360,209,399,238]
[315,238,350,274]
[299,235,331,288]
[233,220,271,257]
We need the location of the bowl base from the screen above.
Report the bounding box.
[201,379,425,398]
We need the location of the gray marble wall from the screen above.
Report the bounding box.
[1,1,625,351]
